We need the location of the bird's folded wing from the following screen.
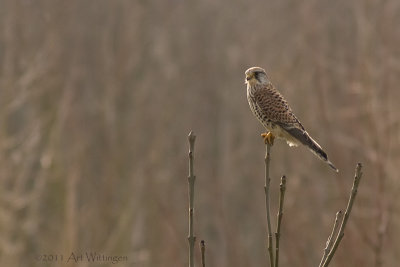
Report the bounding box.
[277,122,328,161]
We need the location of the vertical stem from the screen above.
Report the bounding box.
[200,240,206,267]
[275,175,287,267]
[264,143,274,267]
[188,131,197,267]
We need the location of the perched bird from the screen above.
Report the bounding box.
[245,66,338,172]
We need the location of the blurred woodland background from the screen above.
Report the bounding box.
[0,0,400,266]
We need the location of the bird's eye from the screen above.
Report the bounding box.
[246,76,251,81]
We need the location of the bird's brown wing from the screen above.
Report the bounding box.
[252,83,338,171]
[278,123,326,157]
[253,84,303,128]
[253,84,326,159]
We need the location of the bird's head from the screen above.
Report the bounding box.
[245,67,269,86]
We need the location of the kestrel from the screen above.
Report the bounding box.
[245,67,338,172]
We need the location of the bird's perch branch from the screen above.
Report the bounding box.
[188,131,197,267]
[274,175,286,267]
[320,163,363,267]
[264,142,274,267]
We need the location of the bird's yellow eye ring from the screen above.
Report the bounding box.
[246,76,251,81]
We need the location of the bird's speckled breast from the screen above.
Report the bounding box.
[247,92,299,146]
[247,94,275,131]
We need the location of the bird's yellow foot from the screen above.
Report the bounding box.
[261,132,275,145]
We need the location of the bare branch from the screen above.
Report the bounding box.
[319,211,343,267]
[200,240,206,267]
[275,175,287,267]
[264,142,274,267]
[321,163,363,267]
[188,131,197,267]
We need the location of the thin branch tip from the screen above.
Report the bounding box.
[188,131,196,142]
[280,175,287,185]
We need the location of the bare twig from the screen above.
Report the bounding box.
[319,211,343,267]
[274,175,287,267]
[264,142,274,267]
[200,240,206,267]
[188,131,197,267]
[321,163,363,267]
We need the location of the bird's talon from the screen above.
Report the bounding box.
[261,132,275,145]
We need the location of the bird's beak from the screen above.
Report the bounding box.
[245,75,252,84]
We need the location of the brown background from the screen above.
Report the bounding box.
[0,0,399,266]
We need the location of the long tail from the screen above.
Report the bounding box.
[304,134,339,172]
[283,126,339,172]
